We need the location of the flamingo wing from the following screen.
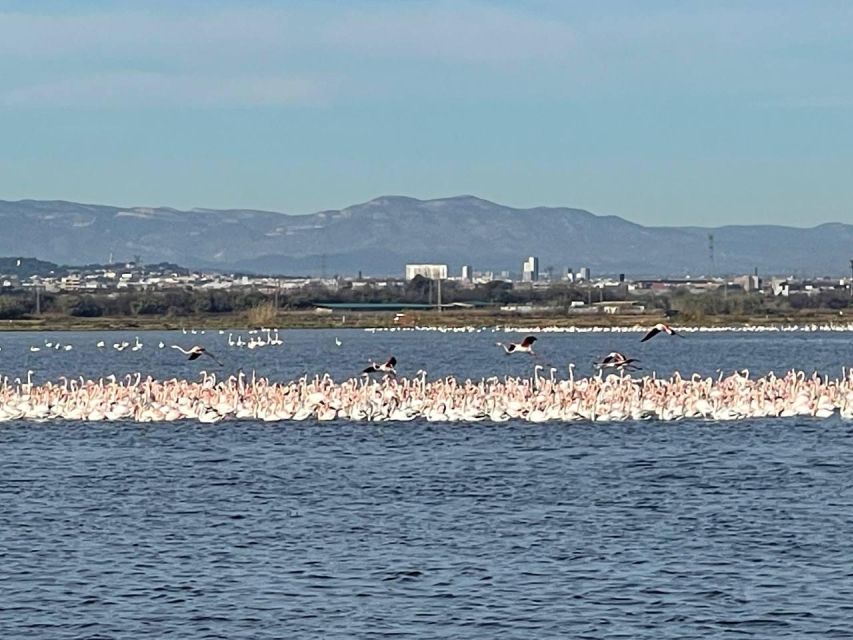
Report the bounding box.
[203,350,223,366]
[640,327,661,342]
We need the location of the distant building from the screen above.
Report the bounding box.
[734,274,762,292]
[577,266,591,281]
[633,278,720,293]
[476,270,495,282]
[592,301,646,315]
[461,264,473,281]
[405,264,448,280]
[521,256,539,282]
[60,274,82,291]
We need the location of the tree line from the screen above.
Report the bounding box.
[0,276,849,320]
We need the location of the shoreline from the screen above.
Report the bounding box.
[0,309,849,332]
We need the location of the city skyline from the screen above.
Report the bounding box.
[0,1,851,227]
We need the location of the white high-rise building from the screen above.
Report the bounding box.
[461,265,473,281]
[521,256,539,282]
[405,264,448,280]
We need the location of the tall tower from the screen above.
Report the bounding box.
[849,259,853,298]
[708,234,715,276]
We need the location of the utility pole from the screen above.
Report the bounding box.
[436,276,442,312]
[35,284,41,315]
[849,259,853,298]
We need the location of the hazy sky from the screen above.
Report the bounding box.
[0,0,851,226]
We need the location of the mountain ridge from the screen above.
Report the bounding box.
[0,196,849,277]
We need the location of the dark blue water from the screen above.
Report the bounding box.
[2,330,853,638]
[0,327,850,383]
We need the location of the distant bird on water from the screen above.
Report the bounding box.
[363,356,396,375]
[171,345,223,366]
[496,335,537,354]
[641,323,683,342]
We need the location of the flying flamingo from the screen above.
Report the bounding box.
[640,323,683,342]
[363,356,397,375]
[595,351,641,371]
[496,336,537,354]
[171,345,223,366]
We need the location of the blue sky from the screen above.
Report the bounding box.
[0,0,850,226]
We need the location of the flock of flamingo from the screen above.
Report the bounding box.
[365,322,853,334]
[13,328,284,355]
[0,322,851,423]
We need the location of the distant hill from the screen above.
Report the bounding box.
[0,257,66,278]
[0,196,850,277]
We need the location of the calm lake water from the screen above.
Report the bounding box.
[1,329,853,638]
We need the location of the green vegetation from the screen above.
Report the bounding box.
[0,280,849,330]
[666,288,851,323]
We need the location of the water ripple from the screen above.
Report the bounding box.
[1,419,853,638]
[2,329,853,637]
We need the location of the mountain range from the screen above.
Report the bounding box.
[0,196,850,277]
